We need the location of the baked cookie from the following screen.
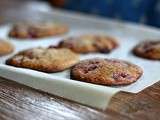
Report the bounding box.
[6,47,79,73]
[50,35,118,53]
[71,58,143,86]
[133,41,160,60]
[0,40,14,56]
[9,22,68,39]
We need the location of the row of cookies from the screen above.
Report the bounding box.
[4,22,160,60]
[5,47,143,86]
[0,37,143,86]
[1,35,143,86]
[2,33,160,61]
[1,22,160,60]
[0,21,160,86]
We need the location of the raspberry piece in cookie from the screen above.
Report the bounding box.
[71,58,143,86]
[6,47,79,73]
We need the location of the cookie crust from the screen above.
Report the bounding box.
[71,58,143,86]
[9,22,68,39]
[0,40,14,56]
[133,41,160,60]
[52,35,118,53]
[6,47,79,73]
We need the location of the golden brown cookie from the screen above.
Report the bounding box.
[133,41,160,60]
[71,58,143,86]
[0,40,14,56]
[50,35,118,53]
[6,47,79,73]
[9,22,68,39]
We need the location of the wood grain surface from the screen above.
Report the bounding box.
[0,0,160,120]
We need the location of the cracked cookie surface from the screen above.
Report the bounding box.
[6,47,79,73]
[133,41,160,60]
[71,58,143,85]
[9,22,68,39]
[51,35,118,53]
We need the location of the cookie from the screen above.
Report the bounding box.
[71,58,143,86]
[133,41,160,60]
[6,47,79,73]
[0,40,14,56]
[50,35,118,53]
[9,22,68,39]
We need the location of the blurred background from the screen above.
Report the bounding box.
[49,0,160,28]
[0,0,160,28]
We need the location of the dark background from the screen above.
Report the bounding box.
[48,0,160,28]
[1,0,160,28]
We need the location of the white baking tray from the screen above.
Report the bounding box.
[0,9,160,110]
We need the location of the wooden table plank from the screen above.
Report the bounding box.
[109,82,160,113]
[0,77,131,120]
[0,77,159,120]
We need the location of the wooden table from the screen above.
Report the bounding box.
[0,0,160,120]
